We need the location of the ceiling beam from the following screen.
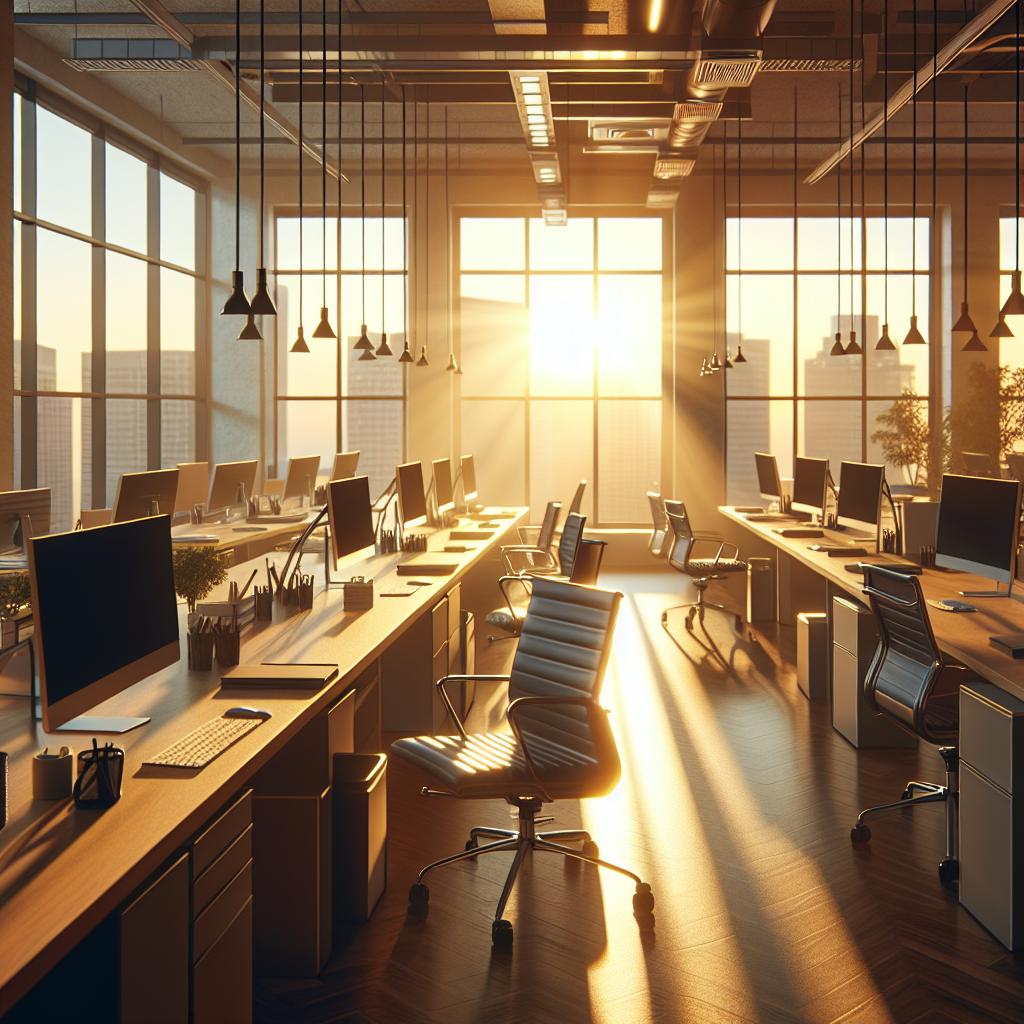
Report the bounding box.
[269,83,679,105]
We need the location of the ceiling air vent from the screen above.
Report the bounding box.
[672,100,723,123]
[760,58,860,73]
[654,155,696,180]
[691,54,762,89]
[67,38,203,72]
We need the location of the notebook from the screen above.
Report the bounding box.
[220,663,338,689]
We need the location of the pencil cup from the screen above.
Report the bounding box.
[254,590,273,621]
[0,752,8,830]
[215,630,241,668]
[188,632,216,671]
[33,746,74,801]
[298,580,314,610]
[73,744,124,810]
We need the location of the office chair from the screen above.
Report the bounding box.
[647,491,669,559]
[850,566,974,888]
[661,500,747,632]
[1006,452,1024,482]
[567,479,587,517]
[500,500,562,575]
[960,450,998,477]
[391,577,654,949]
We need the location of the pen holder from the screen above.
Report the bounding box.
[33,746,74,801]
[298,579,315,610]
[254,589,273,621]
[215,629,241,668]
[0,751,7,831]
[73,744,124,810]
[187,631,215,671]
[342,577,374,611]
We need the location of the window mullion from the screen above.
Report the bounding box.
[91,133,106,508]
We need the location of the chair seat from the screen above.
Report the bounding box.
[687,557,747,574]
[391,728,616,801]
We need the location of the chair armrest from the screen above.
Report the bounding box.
[497,574,534,623]
[688,534,739,565]
[517,525,541,544]
[437,674,512,739]
[502,546,557,575]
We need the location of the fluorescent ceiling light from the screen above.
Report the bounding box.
[521,82,541,95]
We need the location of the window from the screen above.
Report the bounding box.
[457,214,666,525]
[14,87,206,530]
[725,215,931,504]
[273,214,406,497]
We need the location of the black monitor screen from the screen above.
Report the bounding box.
[461,455,477,500]
[936,474,1021,578]
[792,457,828,513]
[754,453,782,499]
[397,462,427,526]
[837,461,884,528]
[328,476,375,562]
[433,459,454,510]
[30,516,179,707]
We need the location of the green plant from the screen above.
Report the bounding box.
[870,388,950,493]
[0,572,31,621]
[172,545,229,613]
[948,363,1024,466]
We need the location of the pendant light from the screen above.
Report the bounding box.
[954,73,980,336]
[876,0,896,350]
[249,0,276,318]
[223,0,251,316]
[399,86,414,363]
[376,73,393,357]
[717,124,728,370]
[999,0,1024,321]
[904,0,926,346]
[291,0,309,353]
[356,85,373,356]
[845,0,862,357]
[312,0,335,339]
[733,116,743,371]
[831,84,845,357]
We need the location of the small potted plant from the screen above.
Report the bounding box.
[0,572,31,649]
[172,545,229,621]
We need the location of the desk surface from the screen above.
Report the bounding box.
[0,507,525,1014]
[171,513,316,552]
[721,505,1024,702]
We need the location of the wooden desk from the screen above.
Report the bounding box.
[171,514,316,565]
[721,506,1024,701]
[0,508,525,1015]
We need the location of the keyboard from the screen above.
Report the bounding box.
[144,716,265,769]
[744,513,794,523]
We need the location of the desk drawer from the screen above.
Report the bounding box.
[961,682,1024,794]
[194,824,253,917]
[193,790,252,877]
[193,897,253,1024]
[194,860,253,963]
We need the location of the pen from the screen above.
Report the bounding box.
[237,568,258,601]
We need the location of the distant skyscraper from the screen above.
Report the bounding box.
[726,332,772,505]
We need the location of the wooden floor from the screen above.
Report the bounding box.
[257,571,1024,1024]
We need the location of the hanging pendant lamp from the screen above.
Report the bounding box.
[376,74,392,357]
[398,86,414,363]
[1000,0,1024,322]
[733,116,743,370]
[291,0,309,353]
[312,2,335,339]
[844,0,862,356]
[831,84,846,357]
[355,85,373,355]
[720,118,731,370]
[954,51,977,333]
[249,0,276,317]
[238,311,262,340]
[903,0,926,345]
[223,0,251,316]
[875,0,895,350]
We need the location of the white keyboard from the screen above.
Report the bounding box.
[144,716,264,769]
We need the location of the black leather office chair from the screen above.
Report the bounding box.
[850,566,974,887]
[391,577,653,948]
[647,491,669,559]
[500,500,562,575]
[662,499,747,632]
[567,479,587,517]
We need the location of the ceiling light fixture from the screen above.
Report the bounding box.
[831,83,846,357]
[222,0,251,316]
[237,311,262,340]
[399,86,413,364]
[648,0,664,33]
[290,0,309,353]
[904,0,926,346]
[953,67,979,337]
[845,0,862,357]
[999,0,1024,323]
[248,0,276,319]
[355,84,373,355]
[312,0,335,340]
[877,0,896,350]
[376,73,392,357]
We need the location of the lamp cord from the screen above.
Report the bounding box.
[883,0,889,321]
[402,84,408,351]
[381,71,386,338]
[911,0,917,315]
[234,0,241,271]
[360,84,365,327]
[321,0,327,307]
[258,0,264,266]
[297,0,303,322]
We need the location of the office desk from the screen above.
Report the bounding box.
[0,507,525,1015]
[171,514,318,565]
[720,505,1024,702]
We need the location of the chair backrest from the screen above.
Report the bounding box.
[508,577,623,793]
[961,450,997,477]
[663,499,694,572]
[567,480,587,517]
[861,566,946,740]
[557,512,586,577]
[536,500,562,554]
[1007,452,1024,482]
[569,539,607,585]
[647,491,669,558]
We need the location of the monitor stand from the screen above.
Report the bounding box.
[55,715,151,734]
[959,581,1014,599]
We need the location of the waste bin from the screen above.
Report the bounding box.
[747,557,775,623]
[331,753,387,925]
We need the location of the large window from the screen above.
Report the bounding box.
[725,215,931,504]
[457,214,666,525]
[273,214,405,497]
[13,85,205,531]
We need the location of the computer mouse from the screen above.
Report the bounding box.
[224,706,272,720]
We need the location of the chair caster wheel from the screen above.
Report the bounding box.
[632,882,655,916]
[492,919,514,949]
[408,882,430,915]
[684,609,695,632]
[581,840,599,858]
[850,822,871,844]
[938,858,960,889]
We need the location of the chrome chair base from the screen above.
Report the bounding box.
[850,746,959,888]
[407,797,655,948]
[661,577,743,633]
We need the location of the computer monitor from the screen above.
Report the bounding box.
[283,454,321,504]
[331,450,360,481]
[837,461,885,533]
[753,453,783,505]
[792,457,829,519]
[0,487,50,559]
[28,515,180,732]
[327,475,376,569]
[208,460,258,514]
[460,454,478,504]
[113,468,180,523]
[396,461,427,528]
[961,451,998,478]
[936,474,1022,593]
[175,461,210,514]
[432,458,455,516]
